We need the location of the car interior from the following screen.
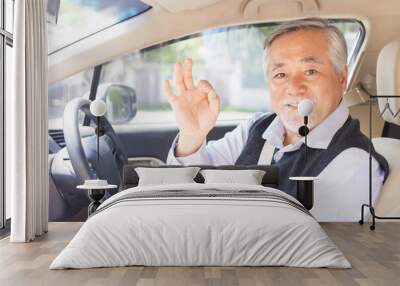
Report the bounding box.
[45,0,400,222]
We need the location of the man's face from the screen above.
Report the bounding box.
[266,29,348,133]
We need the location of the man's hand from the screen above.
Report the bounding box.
[163,58,220,157]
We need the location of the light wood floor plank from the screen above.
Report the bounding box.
[0,222,399,286]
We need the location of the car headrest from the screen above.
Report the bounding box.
[376,39,400,125]
[372,137,400,216]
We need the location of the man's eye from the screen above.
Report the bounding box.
[274,73,286,79]
[305,69,317,76]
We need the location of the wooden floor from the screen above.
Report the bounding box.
[0,222,399,286]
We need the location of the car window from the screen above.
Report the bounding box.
[49,19,364,128]
[48,68,94,130]
[47,0,151,54]
[98,20,363,127]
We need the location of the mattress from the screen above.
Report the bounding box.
[50,183,351,269]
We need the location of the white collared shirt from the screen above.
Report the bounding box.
[167,101,385,222]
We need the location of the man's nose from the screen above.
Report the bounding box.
[287,74,307,95]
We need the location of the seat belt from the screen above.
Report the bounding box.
[257,140,275,165]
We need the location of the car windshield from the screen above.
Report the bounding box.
[48,19,364,130]
[47,0,151,54]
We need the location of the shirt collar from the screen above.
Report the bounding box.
[262,100,349,150]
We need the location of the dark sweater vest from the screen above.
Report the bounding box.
[235,114,389,198]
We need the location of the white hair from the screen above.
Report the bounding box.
[263,18,348,75]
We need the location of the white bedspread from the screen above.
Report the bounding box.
[50,183,350,269]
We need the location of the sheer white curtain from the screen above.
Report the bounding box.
[7,0,49,242]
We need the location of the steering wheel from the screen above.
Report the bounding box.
[63,98,128,190]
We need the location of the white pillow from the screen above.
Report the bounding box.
[200,169,266,185]
[135,167,200,186]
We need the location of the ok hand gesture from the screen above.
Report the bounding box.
[163,59,220,156]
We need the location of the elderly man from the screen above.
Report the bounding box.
[163,18,388,221]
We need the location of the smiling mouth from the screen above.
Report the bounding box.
[285,103,298,109]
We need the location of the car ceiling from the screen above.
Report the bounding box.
[48,0,400,101]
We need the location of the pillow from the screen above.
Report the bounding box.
[200,169,266,185]
[135,167,200,186]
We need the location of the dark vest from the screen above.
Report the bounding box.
[235,114,389,198]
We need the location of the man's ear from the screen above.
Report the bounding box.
[338,65,348,92]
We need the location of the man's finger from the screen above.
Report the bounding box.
[207,90,220,116]
[163,80,177,105]
[198,80,220,115]
[175,62,187,94]
[183,58,195,90]
[198,80,213,94]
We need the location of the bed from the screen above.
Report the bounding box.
[49,165,350,269]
